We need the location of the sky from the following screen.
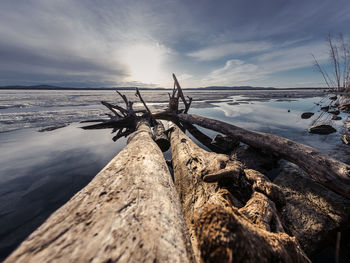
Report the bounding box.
[0,0,349,88]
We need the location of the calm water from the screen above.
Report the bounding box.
[0,89,348,261]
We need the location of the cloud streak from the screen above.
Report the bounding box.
[188,41,273,61]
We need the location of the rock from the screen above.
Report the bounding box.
[308,124,336,135]
[321,105,330,111]
[301,112,314,119]
[328,110,340,115]
[273,163,350,255]
[342,134,350,145]
[329,95,337,100]
[331,115,342,120]
[339,102,350,113]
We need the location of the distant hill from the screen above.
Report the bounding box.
[0,85,166,90]
[0,85,324,91]
[195,86,276,90]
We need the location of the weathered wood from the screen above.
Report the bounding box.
[152,121,170,152]
[211,134,239,153]
[231,145,280,174]
[172,74,192,113]
[273,163,350,255]
[181,121,226,153]
[170,126,310,263]
[176,113,350,199]
[5,123,194,263]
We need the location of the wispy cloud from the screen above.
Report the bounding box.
[202,59,262,86]
[255,42,329,73]
[199,41,330,87]
[188,41,273,61]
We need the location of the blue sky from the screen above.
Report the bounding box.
[0,0,349,88]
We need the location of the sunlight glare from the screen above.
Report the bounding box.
[123,43,167,84]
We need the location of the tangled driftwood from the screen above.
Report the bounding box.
[5,74,350,262]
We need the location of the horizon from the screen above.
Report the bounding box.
[1,1,349,88]
[0,83,327,90]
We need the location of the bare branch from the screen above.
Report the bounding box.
[116,90,129,109]
[101,101,125,117]
[173,73,189,109]
[328,33,341,90]
[112,128,132,142]
[312,54,333,89]
[135,88,152,114]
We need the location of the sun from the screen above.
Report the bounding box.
[122,43,167,84]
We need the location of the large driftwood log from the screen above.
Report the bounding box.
[273,163,350,255]
[176,113,350,199]
[5,123,194,263]
[229,146,350,256]
[170,126,310,263]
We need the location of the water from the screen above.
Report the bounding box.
[0,89,348,261]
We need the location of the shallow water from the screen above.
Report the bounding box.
[0,89,348,260]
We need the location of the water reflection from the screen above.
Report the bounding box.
[190,96,350,164]
[0,125,126,260]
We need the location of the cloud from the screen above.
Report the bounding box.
[188,41,273,61]
[0,0,349,87]
[198,40,330,87]
[202,59,262,86]
[0,0,178,87]
[255,42,329,73]
[0,1,132,86]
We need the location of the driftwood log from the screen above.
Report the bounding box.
[169,125,310,263]
[6,74,350,262]
[231,145,350,256]
[273,163,350,255]
[82,74,350,200]
[175,113,350,199]
[5,122,194,263]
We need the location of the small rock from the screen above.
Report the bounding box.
[301,112,314,119]
[329,95,337,100]
[308,124,336,135]
[342,134,350,145]
[331,115,342,120]
[328,109,340,115]
[321,105,330,111]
